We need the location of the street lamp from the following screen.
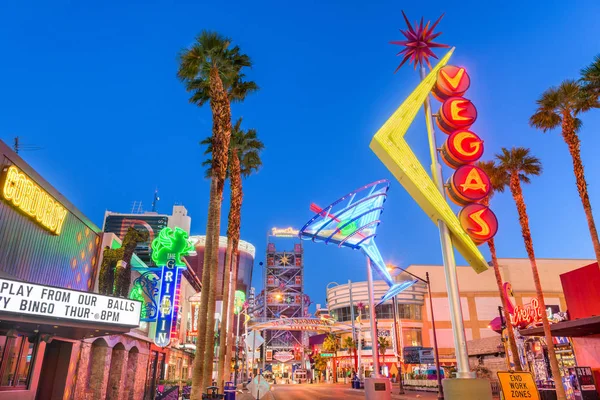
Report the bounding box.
[387,265,443,400]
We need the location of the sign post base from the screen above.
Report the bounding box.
[364,377,391,400]
[442,378,493,400]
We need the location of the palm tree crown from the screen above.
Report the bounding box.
[529,80,599,132]
[201,117,264,178]
[494,147,542,184]
[581,54,600,97]
[177,31,258,106]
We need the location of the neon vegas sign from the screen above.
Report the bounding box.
[1,165,68,235]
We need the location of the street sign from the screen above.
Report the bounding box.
[419,349,435,364]
[497,371,540,400]
[320,353,334,358]
[245,331,264,349]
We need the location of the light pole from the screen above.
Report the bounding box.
[387,265,443,400]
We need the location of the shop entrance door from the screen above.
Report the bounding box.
[36,340,73,400]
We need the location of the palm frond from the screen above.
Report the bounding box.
[495,147,542,185]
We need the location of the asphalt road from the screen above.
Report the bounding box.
[269,383,366,400]
[244,383,439,400]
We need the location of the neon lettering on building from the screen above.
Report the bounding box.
[1,165,68,235]
[271,227,300,237]
[151,227,193,347]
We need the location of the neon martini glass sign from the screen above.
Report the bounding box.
[151,227,193,347]
[299,180,417,304]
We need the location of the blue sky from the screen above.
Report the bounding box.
[1,0,600,308]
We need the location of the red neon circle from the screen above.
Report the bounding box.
[446,165,491,206]
[458,203,498,245]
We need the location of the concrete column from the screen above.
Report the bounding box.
[88,344,112,400]
[106,346,129,400]
[132,353,149,400]
[74,342,93,400]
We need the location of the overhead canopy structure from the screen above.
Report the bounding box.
[249,317,352,333]
[519,316,600,338]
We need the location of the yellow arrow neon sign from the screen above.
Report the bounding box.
[369,48,488,274]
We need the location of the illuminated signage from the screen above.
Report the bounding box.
[459,204,498,244]
[433,65,470,101]
[431,62,497,245]
[151,227,193,347]
[273,351,294,363]
[1,165,68,235]
[447,165,491,206]
[271,227,299,237]
[234,290,246,314]
[441,130,484,168]
[369,48,489,273]
[0,277,141,326]
[155,259,181,347]
[436,97,478,135]
[251,317,334,332]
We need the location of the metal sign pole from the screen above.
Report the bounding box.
[366,258,380,378]
[420,66,471,379]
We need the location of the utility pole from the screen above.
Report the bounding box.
[13,137,19,154]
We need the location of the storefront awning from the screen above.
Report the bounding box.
[519,316,600,338]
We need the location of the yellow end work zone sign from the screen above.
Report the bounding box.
[497,371,540,400]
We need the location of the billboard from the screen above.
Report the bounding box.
[103,214,168,265]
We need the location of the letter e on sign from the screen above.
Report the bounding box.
[497,371,540,400]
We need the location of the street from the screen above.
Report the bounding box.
[238,382,439,400]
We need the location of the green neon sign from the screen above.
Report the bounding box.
[151,227,194,266]
[234,290,246,315]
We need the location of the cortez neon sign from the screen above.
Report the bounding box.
[1,165,68,235]
[151,227,193,347]
[271,227,299,237]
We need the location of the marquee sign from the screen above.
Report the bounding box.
[150,227,193,347]
[433,65,498,244]
[251,317,336,332]
[0,277,141,326]
[273,351,294,363]
[369,48,490,273]
[1,165,68,235]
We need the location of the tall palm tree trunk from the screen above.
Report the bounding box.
[509,174,566,400]
[223,152,243,384]
[562,112,600,264]
[191,178,217,400]
[201,67,234,391]
[488,238,522,371]
[217,238,234,390]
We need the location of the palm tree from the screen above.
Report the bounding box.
[581,55,600,97]
[377,337,390,371]
[178,31,257,397]
[343,336,357,372]
[323,334,341,382]
[202,118,264,389]
[478,161,523,371]
[530,80,600,266]
[495,147,566,400]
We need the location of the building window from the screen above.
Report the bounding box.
[0,335,36,389]
[404,328,422,347]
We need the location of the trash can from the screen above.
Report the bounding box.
[224,382,236,400]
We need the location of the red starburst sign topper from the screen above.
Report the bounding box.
[391,11,450,70]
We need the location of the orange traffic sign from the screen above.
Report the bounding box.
[497,371,540,400]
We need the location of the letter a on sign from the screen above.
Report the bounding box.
[497,372,540,400]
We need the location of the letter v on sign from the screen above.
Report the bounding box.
[441,68,465,90]
[369,47,488,274]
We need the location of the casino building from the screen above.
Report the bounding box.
[323,258,593,380]
[0,139,201,400]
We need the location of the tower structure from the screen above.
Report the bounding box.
[263,227,306,373]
